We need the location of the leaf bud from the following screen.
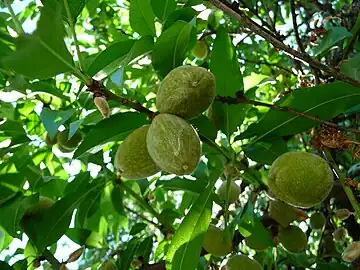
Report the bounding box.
[94,96,111,118]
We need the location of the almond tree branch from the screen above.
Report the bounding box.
[208,0,360,88]
[215,95,360,135]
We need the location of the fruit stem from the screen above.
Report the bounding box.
[121,181,170,230]
[323,149,360,221]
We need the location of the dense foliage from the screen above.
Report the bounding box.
[1,0,360,269]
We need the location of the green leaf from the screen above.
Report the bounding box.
[189,115,217,141]
[74,112,148,158]
[67,228,103,248]
[129,223,147,235]
[184,0,203,6]
[87,36,153,77]
[1,1,74,79]
[0,119,26,137]
[316,263,352,270]
[242,137,288,165]
[137,236,153,265]
[166,168,222,270]
[152,20,196,78]
[41,0,86,22]
[340,53,360,82]
[40,107,75,140]
[313,27,352,56]
[0,261,12,270]
[111,185,125,216]
[28,81,70,101]
[118,237,140,270]
[0,193,39,237]
[239,82,360,142]
[0,226,13,251]
[26,180,105,252]
[209,27,247,138]
[151,0,176,22]
[156,177,207,194]
[163,7,197,30]
[129,0,156,37]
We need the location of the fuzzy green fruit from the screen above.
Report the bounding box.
[226,255,262,270]
[268,152,333,208]
[25,196,55,216]
[146,114,201,175]
[269,200,297,227]
[309,212,326,230]
[192,40,208,60]
[156,65,216,119]
[114,125,160,179]
[279,225,307,253]
[202,225,232,257]
[217,181,241,204]
[57,129,82,152]
[245,234,272,251]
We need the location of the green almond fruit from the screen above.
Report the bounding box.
[57,129,82,151]
[268,152,333,208]
[146,114,201,176]
[226,255,263,270]
[25,196,55,216]
[217,181,241,204]
[309,212,326,230]
[202,225,232,257]
[279,225,307,253]
[269,200,297,228]
[156,65,216,119]
[115,125,160,179]
[192,40,208,60]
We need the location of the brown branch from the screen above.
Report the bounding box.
[208,0,360,88]
[215,95,360,135]
[86,79,156,118]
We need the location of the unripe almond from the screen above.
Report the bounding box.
[342,241,360,262]
[334,209,353,220]
[94,96,111,118]
[333,227,347,242]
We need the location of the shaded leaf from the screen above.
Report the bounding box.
[111,185,125,216]
[118,237,140,270]
[28,81,70,101]
[166,169,222,270]
[1,1,74,79]
[129,0,156,36]
[243,137,288,165]
[137,236,153,265]
[163,7,197,30]
[74,112,148,158]
[40,107,75,140]
[152,20,196,78]
[340,53,360,82]
[130,223,147,235]
[151,0,176,22]
[189,115,217,141]
[238,82,360,142]
[313,27,352,56]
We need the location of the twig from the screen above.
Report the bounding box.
[239,0,274,31]
[289,0,321,84]
[240,57,296,75]
[86,79,156,118]
[208,0,360,88]
[4,0,25,35]
[215,95,360,135]
[42,249,62,269]
[124,205,161,229]
[63,0,85,72]
[323,149,360,221]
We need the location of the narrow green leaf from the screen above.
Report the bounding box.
[41,0,86,22]
[209,27,247,138]
[118,237,140,270]
[239,82,360,141]
[151,0,176,22]
[39,108,75,140]
[152,20,196,78]
[137,236,153,265]
[111,185,125,216]
[1,1,75,79]
[313,27,352,56]
[74,112,148,158]
[129,223,147,235]
[156,177,207,194]
[340,53,360,82]
[28,81,70,101]
[129,0,156,37]
[0,261,12,270]
[163,7,197,30]
[242,137,288,165]
[189,115,217,141]
[0,119,26,137]
[0,226,13,251]
[166,169,222,270]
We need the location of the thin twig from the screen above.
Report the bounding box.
[208,0,360,88]
[124,205,162,229]
[63,0,85,72]
[215,95,360,135]
[4,0,25,35]
[323,149,360,221]
[240,57,296,75]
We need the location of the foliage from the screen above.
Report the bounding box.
[1,0,360,269]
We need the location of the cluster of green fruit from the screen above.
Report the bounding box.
[202,225,262,269]
[114,65,216,179]
[45,129,83,153]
